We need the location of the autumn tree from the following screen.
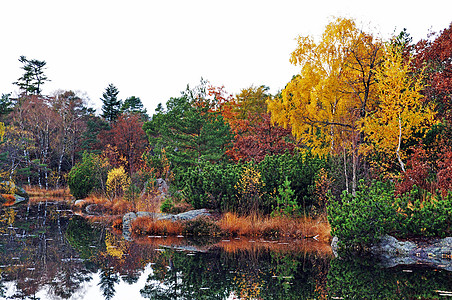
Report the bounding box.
[99,113,148,175]
[144,81,232,170]
[268,17,383,193]
[49,90,90,186]
[101,83,122,124]
[13,56,49,96]
[361,42,435,173]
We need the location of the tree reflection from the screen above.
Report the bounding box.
[140,246,331,300]
[327,256,452,299]
[99,268,120,300]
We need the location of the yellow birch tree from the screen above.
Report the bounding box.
[268,17,382,193]
[361,42,436,173]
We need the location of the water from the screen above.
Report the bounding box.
[0,202,450,299]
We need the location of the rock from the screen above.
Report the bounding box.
[15,186,29,200]
[74,199,85,206]
[85,204,102,215]
[332,235,452,271]
[13,194,27,205]
[331,236,339,257]
[0,181,29,200]
[156,178,168,194]
[172,209,211,221]
[122,209,212,240]
[123,212,137,240]
[370,235,416,256]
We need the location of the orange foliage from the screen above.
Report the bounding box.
[131,216,185,236]
[1,194,16,206]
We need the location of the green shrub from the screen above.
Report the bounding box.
[327,180,397,250]
[181,152,328,215]
[393,188,452,238]
[328,180,452,251]
[68,152,110,199]
[160,197,174,213]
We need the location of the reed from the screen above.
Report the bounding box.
[131,216,185,236]
[25,186,72,199]
[217,212,331,242]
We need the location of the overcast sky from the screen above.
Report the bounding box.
[1,0,451,115]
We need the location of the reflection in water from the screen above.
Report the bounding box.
[0,202,450,299]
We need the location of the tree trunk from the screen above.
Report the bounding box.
[396,115,406,173]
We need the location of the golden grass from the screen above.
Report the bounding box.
[217,212,331,242]
[129,212,331,243]
[77,195,133,215]
[131,216,185,236]
[25,186,72,199]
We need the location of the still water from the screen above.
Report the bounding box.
[0,202,450,299]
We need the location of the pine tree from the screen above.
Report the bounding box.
[13,56,49,96]
[100,84,121,124]
[120,96,148,120]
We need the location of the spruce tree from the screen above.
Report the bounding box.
[100,83,121,124]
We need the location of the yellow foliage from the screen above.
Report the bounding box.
[268,17,382,155]
[235,166,265,213]
[0,122,4,142]
[104,231,127,260]
[361,42,436,171]
[106,166,131,199]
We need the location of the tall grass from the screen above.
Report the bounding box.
[217,212,331,242]
[25,186,72,201]
[132,216,185,236]
[130,212,331,241]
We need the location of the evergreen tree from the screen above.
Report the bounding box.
[143,82,232,169]
[13,56,49,95]
[100,83,121,124]
[120,96,149,120]
[0,94,13,119]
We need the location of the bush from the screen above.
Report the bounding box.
[68,152,97,199]
[181,152,328,215]
[106,166,131,199]
[328,180,452,251]
[327,180,397,250]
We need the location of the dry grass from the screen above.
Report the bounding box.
[217,212,331,242]
[129,212,331,242]
[131,216,185,236]
[25,186,72,200]
[76,195,133,215]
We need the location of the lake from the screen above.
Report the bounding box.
[0,202,450,299]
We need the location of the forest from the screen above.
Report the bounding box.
[1,17,452,247]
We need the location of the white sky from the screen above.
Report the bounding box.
[1,0,451,115]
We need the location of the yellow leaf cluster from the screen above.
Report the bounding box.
[268,17,382,156]
[106,166,131,199]
[361,43,436,162]
[0,122,4,142]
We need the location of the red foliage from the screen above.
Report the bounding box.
[436,147,452,194]
[98,113,147,175]
[414,23,452,122]
[395,146,435,195]
[229,113,295,162]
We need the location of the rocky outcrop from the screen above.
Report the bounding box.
[122,209,212,240]
[332,235,452,271]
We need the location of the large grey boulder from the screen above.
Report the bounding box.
[122,209,212,240]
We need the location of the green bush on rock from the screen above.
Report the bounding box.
[328,180,452,251]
